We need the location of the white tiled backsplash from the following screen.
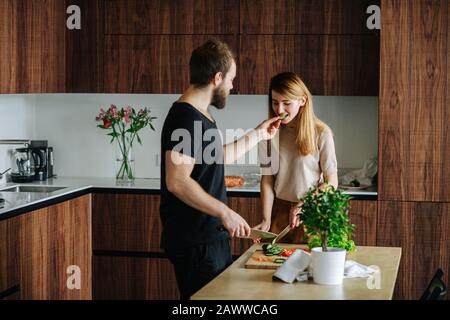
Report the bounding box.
[0,94,378,179]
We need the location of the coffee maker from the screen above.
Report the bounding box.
[10,140,55,182]
[28,140,55,181]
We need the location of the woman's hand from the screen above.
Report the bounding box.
[289,203,302,228]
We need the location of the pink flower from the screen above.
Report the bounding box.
[123,112,130,124]
[110,104,118,119]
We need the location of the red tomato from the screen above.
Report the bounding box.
[281,249,295,257]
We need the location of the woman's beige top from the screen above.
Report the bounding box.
[259,125,338,203]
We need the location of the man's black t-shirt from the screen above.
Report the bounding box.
[160,102,229,250]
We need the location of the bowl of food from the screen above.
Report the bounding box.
[224,175,245,188]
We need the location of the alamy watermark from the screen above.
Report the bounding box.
[66,265,81,290]
[66,5,81,30]
[366,265,381,290]
[366,5,381,30]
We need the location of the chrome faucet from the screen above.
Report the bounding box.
[0,168,11,179]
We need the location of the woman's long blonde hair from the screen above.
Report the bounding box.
[269,72,329,156]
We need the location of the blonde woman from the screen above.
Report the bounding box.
[255,72,338,243]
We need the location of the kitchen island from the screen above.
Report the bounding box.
[191,244,402,300]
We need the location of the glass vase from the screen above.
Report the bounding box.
[115,137,135,184]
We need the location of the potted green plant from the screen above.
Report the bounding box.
[297,185,356,285]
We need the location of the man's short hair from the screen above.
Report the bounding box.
[189,39,235,87]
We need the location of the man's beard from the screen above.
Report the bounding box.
[210,84,228,109]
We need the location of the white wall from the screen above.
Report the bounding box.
[0,94,378,179]
[0,95,36,185]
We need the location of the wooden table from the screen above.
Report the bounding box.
[191,244,402,300]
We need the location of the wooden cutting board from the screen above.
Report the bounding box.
[244,245,310,269]
[244,250,286,269]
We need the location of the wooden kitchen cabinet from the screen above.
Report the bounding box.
[92,193,162,252]
[93,256,179,300]
[103,35,238,93]
[377,201,450,300]
[18,194,92,300]
[240,0,380,35]
[0,0,103,93]
[0,0,66,93]
[0,217,20,299]
[105,0,239,35]
[379,0,450,202]
[348,200,377,246]
[228,195,263,256]
[65,0,104,93]
[239,35,379,95]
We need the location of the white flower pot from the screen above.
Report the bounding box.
[311,247,346,285]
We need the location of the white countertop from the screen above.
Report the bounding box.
[0,176,377,218]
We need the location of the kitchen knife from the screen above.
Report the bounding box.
[216,225,277,240]
[271,224,292,244]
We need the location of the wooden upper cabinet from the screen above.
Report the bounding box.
[104,35,238,93]
[379,0,450,202]
[0,0,19,93]
[0,0,66,93]
[239,35,379,95]
[240,0,380,34]
[105,0,239,35]
[65,0,104,93]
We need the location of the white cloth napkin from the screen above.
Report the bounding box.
[272,250,311,284]
[344,260,378,278]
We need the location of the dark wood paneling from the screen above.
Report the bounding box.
[16,0,66,92]
[105,0,239,35]
[0,217,20,294]
[377,201,450,300]
[104,35,238,93]
[239,35,379,95]
[0,0,18,93]
[18,195,92,300]
[348,200,377,246]
[65,0,104,92]
[92,193,162,252]
[93,256,179,300]
[0,0,66,93]
[379,0,450,202]
[241,0,380,35]
[228,196,263,256]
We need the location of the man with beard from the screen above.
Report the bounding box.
[160,39,281,300]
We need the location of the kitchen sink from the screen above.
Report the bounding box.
[0,185,67,193]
